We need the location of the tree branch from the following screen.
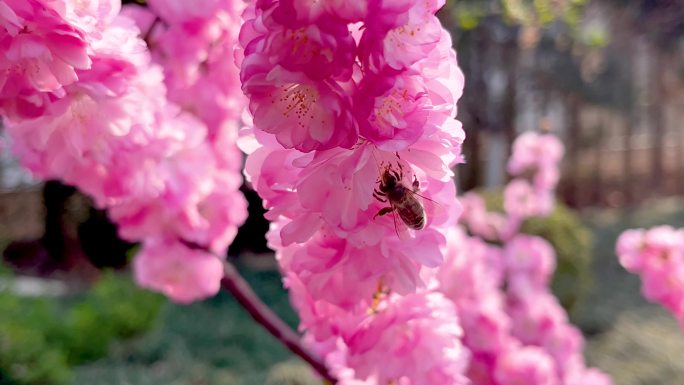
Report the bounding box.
[220,260,336,384]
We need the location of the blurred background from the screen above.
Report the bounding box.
[1,0,684,384]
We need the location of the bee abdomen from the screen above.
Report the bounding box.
[405,213,426,230]
[397,199,426,230]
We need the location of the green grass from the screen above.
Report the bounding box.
[72,264,309,385]
[0,271,165,385]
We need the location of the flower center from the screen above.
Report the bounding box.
[273,83,322,128]
[373,88,410,135]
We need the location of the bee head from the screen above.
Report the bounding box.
[380,167,398,191]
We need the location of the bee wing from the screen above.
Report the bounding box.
[390,204,416,241]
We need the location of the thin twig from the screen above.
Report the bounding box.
[177,239,335,382]
[220,260,337,383]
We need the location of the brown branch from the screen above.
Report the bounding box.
[177,239,335,382]
[220,260,337,383]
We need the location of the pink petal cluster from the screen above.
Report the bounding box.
[239,0,462,154]
[0,0,98,119]
[460,130,564,242]
[504,131,563,220]
[343,292,470,385]
[239,1,469,383]
[459,192,512,242]
[1,0,248,303]
[134,237,224,304]
[616,226,684,328]
[125,0,246,139]
[507,131,564,187]
[440,132,611,385]
[494,347,558,385]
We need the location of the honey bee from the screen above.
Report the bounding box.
[373,163,426,232]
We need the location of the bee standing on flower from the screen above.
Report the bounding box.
[373,163,427,231]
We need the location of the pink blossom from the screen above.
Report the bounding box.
[616,226,684,328]
[118,4,156,35]
[640,261,684,310]
[58,0,122,36]
[273,215,451,315]
[141,0,247,137]
[282,272,368,343]
[437,228,505,306]
[616,229,646,271]
[534,164,560,192]
[0,0,122,121]
[494,346,559,385]
[415,29,465,118]
[507,131,564,177]
[504,178,555,220]
[504,235,556,287]
[504,179,541,218]
[242,64,357,152]
[272,0,368,24]
[507,288,568,346]
[459,192,507,241]
[239,2,361,152]
[355,28,464,153]
[541,324,584,371]
[242,8,355,81]
[134,237,224,304]
[241,142,306,220]
[344,292,470,385]
[641,226,684,264]
[562,360,614,385]
[459,297,513,354]
[274,224,379,311]
[0,0,91,119]
[466,354,498,385]
[110,155,247,255]
[359,0,444,71]
[354,71,431,151]
[4,16,167,204]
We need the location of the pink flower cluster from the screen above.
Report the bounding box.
[616,226,684,329]
[238,1,470,383]
[445,132,611,385]
[124,0,245,138]
[460,131,564,242]
[0,0,115,119]
[505,131,564,221]
[1,0,247,303]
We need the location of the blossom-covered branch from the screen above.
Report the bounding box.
[0,0,247,303]
[453,131,612,385]
[238,1,471,383]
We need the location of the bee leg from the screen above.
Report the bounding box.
[396,161,405,175]
[374,207,394,219]
[391,168,401,182]
[412,175,420,192]
[373,192,387,202]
